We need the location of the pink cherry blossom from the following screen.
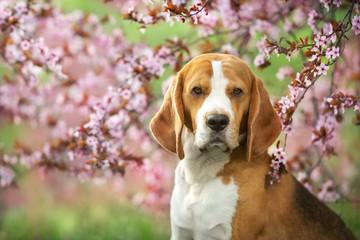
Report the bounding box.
[270,160,280,171]
[320,0,331,11]
[314,34,330,49]
[254,54,265,67]
[220,44,238,56]
[354,103,360,112]
[317,180,340,202]
[121,89,132,100]
[333,0,342,8]
[0,166,15,188]
[352,15,360,35]
[307,10,319,32]
[276,66,294,81]
[325,46,340,60]
[316,63,330,76]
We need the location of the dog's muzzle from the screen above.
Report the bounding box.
[197,113,231,152]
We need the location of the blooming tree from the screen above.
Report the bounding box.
[0,0,360,211]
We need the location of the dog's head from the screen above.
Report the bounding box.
[150,53,281,161]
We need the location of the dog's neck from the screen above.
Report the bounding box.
[180,130,231,184]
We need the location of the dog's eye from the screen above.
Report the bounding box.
[192,87,203,96]
[232,88,243,97]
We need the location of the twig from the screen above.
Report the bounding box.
[311,87,319,128]
[307,146,324,176]
[329,62,337,95]
[189,0,212,17]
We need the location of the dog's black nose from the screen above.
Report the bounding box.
[206,114,229,132]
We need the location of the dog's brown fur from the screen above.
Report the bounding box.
[216,149,356,240]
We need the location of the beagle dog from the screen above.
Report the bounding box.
[150,54,356,240]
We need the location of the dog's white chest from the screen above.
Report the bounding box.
[171,160,238,240]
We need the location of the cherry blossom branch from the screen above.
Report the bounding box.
[331,0,357,47]
[163,0,211,23]
[262,1,360,192]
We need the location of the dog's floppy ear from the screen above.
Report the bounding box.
[246,75,282,162]
[149,75,185,159]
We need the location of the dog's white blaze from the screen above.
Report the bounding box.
[196,61,233,118]
[194,61,236,150]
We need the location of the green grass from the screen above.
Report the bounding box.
[0,172,170,240]
[0,203,169,240]
[1,201,358,239]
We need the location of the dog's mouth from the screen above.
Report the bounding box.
[210,137,226,144]
[199,135,230,153]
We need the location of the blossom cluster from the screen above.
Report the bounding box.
[312,92,360,154]
[320,0,342,12]
[122,0,210,32]
[271,18,350,135]
[263,2,359,198]
[267,145,287,186]
[0,154,16,188]
[353,15,360,35]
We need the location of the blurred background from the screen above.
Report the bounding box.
[1,0,360,239]
[0,0,177,239]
